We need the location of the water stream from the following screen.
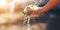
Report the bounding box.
[23,16,32,30]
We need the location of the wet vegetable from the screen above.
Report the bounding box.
[23,7,32,16]
[23,2,38,16]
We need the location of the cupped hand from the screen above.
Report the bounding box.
[27,6,44,16]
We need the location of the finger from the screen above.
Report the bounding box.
[29,11,37,16]
[27,6,34,11]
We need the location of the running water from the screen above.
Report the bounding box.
[26,16,32,30]
[23,16,32,30]
[23,1,41,30]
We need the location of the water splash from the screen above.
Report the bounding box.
[23,16,32,30]
[23,1,41,30]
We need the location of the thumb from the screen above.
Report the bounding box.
[27,6,34,11]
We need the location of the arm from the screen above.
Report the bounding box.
[30,0,59,15]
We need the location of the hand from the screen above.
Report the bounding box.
[27,6,44,16]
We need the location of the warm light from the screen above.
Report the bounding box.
[0,0,8,6]
[9,0,16,13]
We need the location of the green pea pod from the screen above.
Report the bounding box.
[33,2,38,7]
[23,7,32,16]
[23,2,38,16]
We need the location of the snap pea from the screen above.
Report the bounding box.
[23,2,38,16]
[23,7,32,16]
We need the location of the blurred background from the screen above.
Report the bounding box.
[0,0,59,30]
